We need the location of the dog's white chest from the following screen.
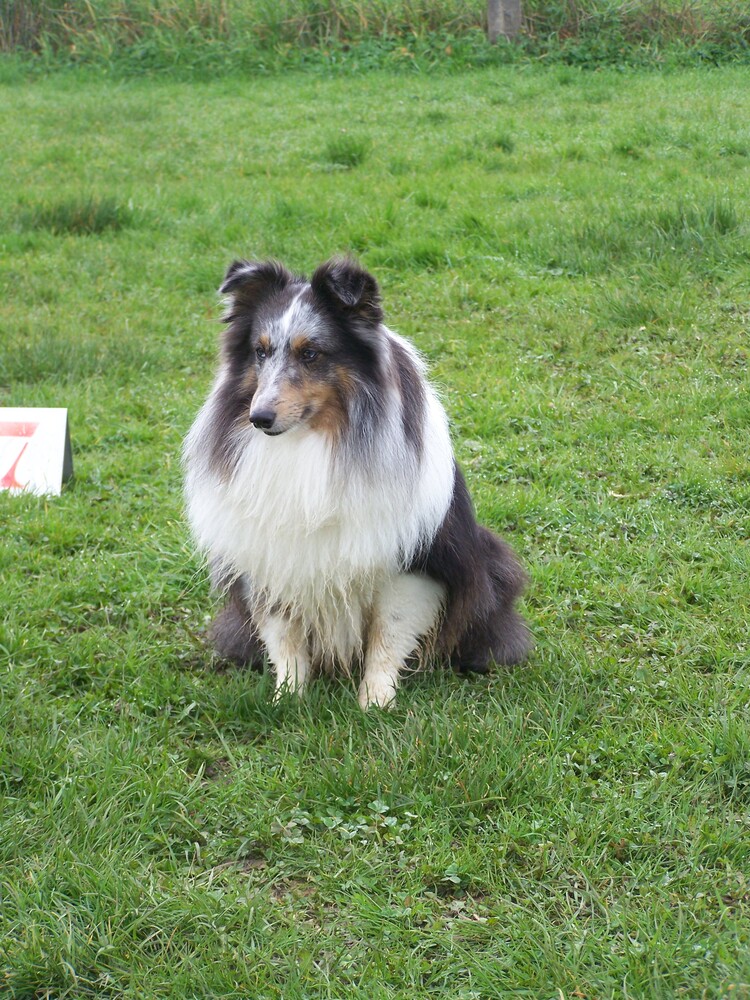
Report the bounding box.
[187,424,393,597]
[184,384,455,669]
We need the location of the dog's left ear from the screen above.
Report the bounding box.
[219,259,294,319]
[311,258,383,328]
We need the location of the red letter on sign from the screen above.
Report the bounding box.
[0,421,40,491]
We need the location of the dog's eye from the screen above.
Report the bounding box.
[300,348,318,363]
[255,346,267,362]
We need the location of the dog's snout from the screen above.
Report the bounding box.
[249,408,277,431]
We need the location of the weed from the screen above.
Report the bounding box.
[414,189,449,210]
[651,196,740,241]
[14,195,137,235]
[323,132,371,169]
[532,196,746,276]
[488,130,515,153]
[600,286,671,328]
[421,108,450,124]
[370,237,448,270]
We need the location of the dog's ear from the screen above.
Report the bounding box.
[310,258,383,328]
[219,259,293,319]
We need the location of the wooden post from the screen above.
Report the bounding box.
[488,0,522,42]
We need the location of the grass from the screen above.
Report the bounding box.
[1,62,750,998]
[14,194,137,235]
[323,132,371,168]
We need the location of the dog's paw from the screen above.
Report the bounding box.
[358,675,397,711]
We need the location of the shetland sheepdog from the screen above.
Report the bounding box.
[183,257,530,709]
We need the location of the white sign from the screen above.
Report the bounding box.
[0,408,73,497]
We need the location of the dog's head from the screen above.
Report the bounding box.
[218,257,384,438]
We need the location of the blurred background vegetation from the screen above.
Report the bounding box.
[2,0,749,71]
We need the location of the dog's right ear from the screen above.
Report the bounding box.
[219,260,293,320]
[310,258,383,329]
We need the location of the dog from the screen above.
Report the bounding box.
[183,257,530,709]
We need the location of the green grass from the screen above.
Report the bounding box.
[1,63,750,998]
[323,132,372,168]
[13,194,138,235]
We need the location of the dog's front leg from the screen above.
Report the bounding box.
[358,574,445,710]
[259,613,310,699]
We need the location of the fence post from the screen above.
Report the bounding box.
[488,0,522,42]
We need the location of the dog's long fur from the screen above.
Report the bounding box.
[183,257,530,708]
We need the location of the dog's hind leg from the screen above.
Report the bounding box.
[358,574,445,710]
[259,612,311,700]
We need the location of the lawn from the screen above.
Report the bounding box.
[1,62,749,998]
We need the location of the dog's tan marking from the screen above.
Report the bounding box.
[240,369,259,397]
[305,383,349,438]
[305,371,351,438]
[290,335,316,356]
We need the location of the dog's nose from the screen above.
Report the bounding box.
[249,408,277,431]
